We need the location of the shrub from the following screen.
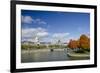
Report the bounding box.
[75,49,85,53]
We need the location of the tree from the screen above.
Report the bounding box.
[68,39,79,49]
[79,34,90,50]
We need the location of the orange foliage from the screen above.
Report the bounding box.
[79,34,90,49]
[68,39,79,49]
[68,34,90,49]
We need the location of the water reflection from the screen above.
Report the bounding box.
[21,49,89,63]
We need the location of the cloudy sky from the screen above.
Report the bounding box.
[21,10,90,43]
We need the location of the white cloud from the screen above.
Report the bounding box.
[37,32,48,37]
[22,27,49,42]
[52,33,70,43]
[52,33,70,38]
[21,16,33,24]
[21,16,47,25]
[22,27,70,43]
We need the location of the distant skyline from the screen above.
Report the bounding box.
[21,10,90,43]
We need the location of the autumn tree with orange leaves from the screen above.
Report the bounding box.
[68,40,79,49]
[79,34,90,50]
[68,34,90,50]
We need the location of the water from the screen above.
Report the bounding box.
[21,49,89,63]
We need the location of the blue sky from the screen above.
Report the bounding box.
[21,10,90,43]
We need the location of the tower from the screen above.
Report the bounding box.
[35,37,40,45]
